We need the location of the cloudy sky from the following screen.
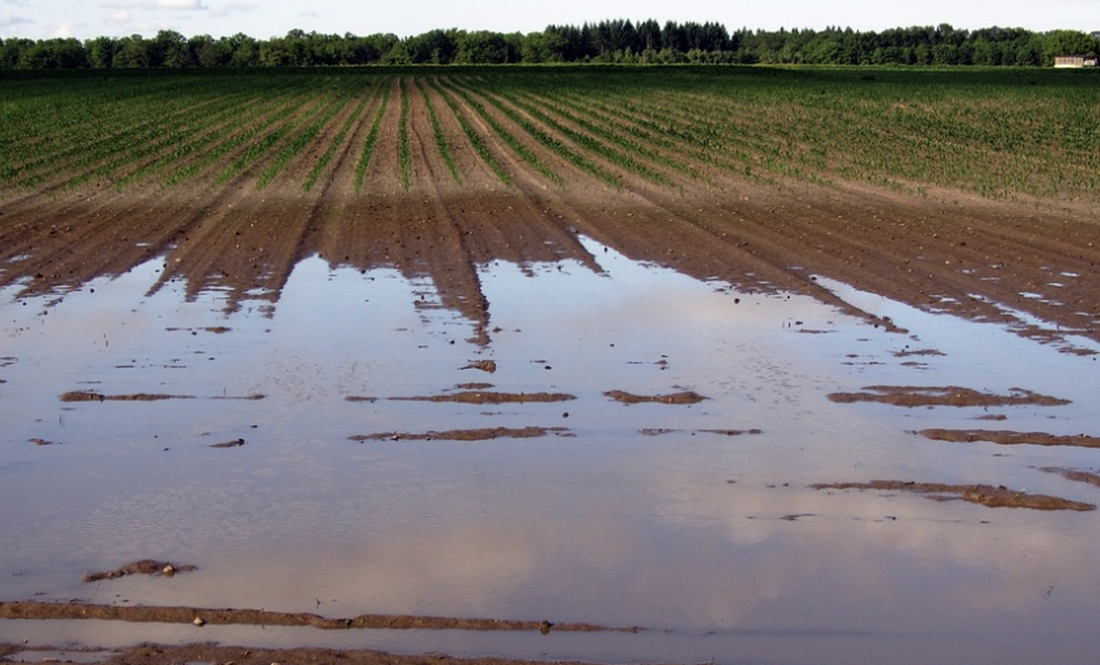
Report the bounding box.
[2,0,1097,41]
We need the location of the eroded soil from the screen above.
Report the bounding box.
[349,426,572,442]
[0,601,622,634]
[0,642,590,665]
[811,480,1095,511]
[919,429,1100,448]
[826,386,1071,408]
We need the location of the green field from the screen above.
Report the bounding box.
[1,66,1097,204]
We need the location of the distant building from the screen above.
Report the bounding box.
[1054,54,1098,68]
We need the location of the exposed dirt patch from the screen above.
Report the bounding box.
[604,390,708,405]
[0,642,596,665]
[826,385,1070,408]
[59,391,195,402]
[82,560,197,583]
[350,426,571,442]
[392,391,575,404]
[0,600,628,634]
[1037,467,1100,488]
[461,359,498,373]
[639,428,762,436]
[59,391,263,402]
[919,429,1100,448]
[811,480,1095,511]
[893,348,946,358]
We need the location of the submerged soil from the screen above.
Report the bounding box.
[826,386,1072,408]
[811,480,1095,511]
[0,642,590,665]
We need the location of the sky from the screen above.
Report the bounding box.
[1,0,1098,41]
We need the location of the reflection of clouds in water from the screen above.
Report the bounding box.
[649,466,1100,624]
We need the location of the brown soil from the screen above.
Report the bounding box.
[59,391,263,402]
[5,77,1100,352]
[390,391,575,404]
[0,601,627,634]
[640,428,762,436]
[826,386,1070,408]
[82,560,197,583]
[59,391,196,402]
[604,390,708,405]
[349,426,571,442]
[919,429,1100,448]
[1037,467,1100,487]
[811,480,1095,511]
[0,642,592,665]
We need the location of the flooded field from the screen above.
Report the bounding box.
[4,67,1100,665]
[3,232,1100,665]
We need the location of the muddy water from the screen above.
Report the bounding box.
[2,238,1100,664]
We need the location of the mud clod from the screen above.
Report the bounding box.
[811,480,1094,511]
[604,390,708,405]
[826,385,1069,408]
[82,560,197,583]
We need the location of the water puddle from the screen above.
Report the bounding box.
[2,238,1099,665]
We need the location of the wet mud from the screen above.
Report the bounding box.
[0,601,625,634]
[5,78,1100,353]
[59,391,264,402]
[349,427,572,442]
[82,560,197,583]
[826,385,1070,408]
[390,391,576,404]
[811,480,1095,511]
[919,429,1100,448]
[1038,467,1100,488]
[0,642,592,665]
[603,390,708,405]
[639,428,763,436]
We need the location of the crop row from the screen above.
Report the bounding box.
[0,67,1096,204]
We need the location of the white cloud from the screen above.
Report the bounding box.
[154,0,206,9]
[0,9,32,26]
[106,10,131,24]
[208,2,256,18]
[54,20,78,37]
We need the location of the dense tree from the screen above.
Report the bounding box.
[1,20,1096,69]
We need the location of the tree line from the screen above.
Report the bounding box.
[2,20,1098,69]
